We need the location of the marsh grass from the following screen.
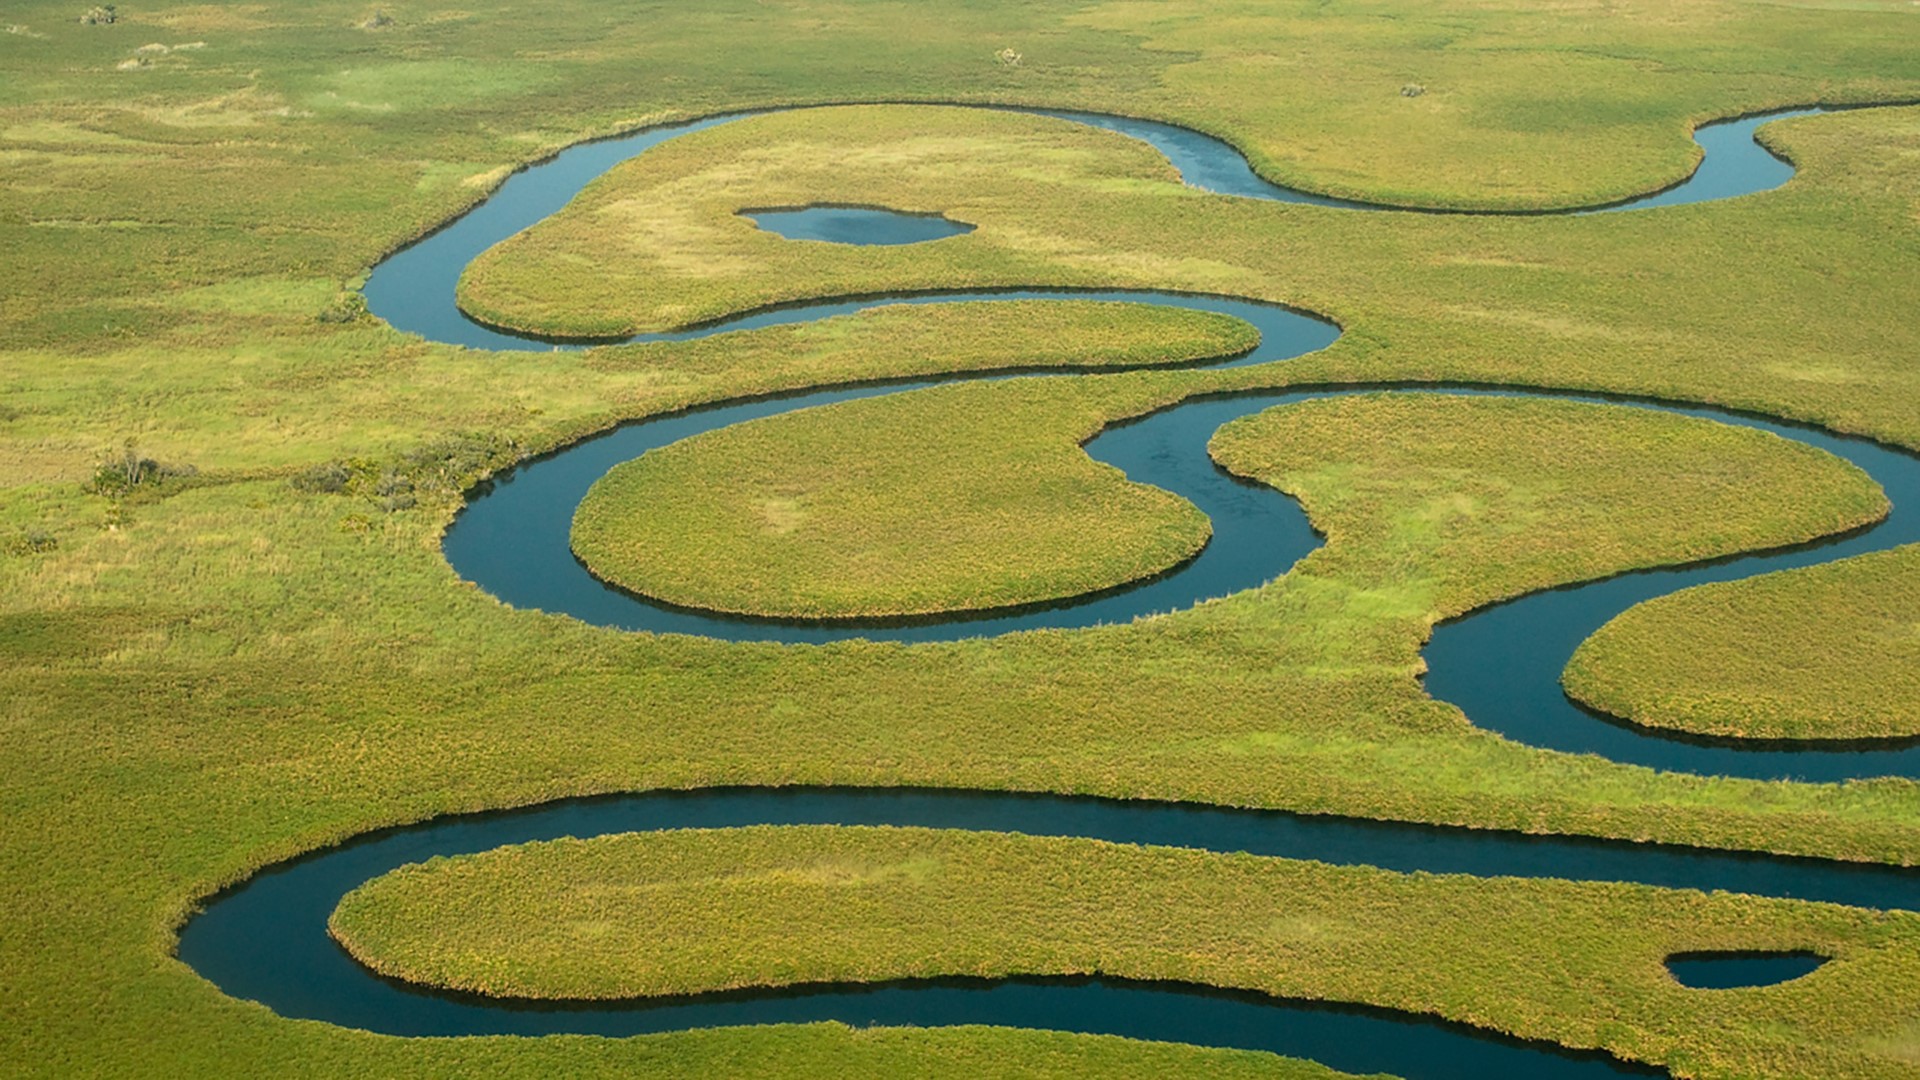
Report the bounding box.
[4,1,1920,1076]
[1209,394,1887,627]
[572,378,1214,620]
[450,104,1920,460]
[1566,546,1920,742]
[331,825,1920,1078]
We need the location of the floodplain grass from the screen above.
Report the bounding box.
[1565,546,1920,742]
[328,824,1920,1079]
[4,1,1920,1076]
[8,368,1919,1078]
[1208,393,1889,628]
[571,378,1214,620]
[456,107,1198,338]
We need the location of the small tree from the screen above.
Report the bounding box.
[109,438,155,489]
[87,439,196,498]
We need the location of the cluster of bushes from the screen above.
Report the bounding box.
[291,459,413,512]
[291,432,521,514]
[86,440,197,499]
[398,431,519,490]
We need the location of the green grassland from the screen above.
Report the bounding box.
[330,824,1920,1078]
[6,0,1920,1076]
[565,301,1253,620]
[572,384,1884,630]
[6,369,1911,1079]
[1207,393,1885,619]
[572,376,1219,620]
[1565,545,1920,742]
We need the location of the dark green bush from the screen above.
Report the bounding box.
[290,462,353,495]
[86,440,195,498]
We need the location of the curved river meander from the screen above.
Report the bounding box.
[181,103,1920,1078]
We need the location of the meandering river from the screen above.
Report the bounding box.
[184,102,1917,1078]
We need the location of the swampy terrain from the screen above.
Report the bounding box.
[6,2,1920,1078]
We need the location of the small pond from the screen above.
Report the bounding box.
[1665,951,1828,989]
[742,205,975,244]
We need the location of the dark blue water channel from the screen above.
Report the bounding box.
[184,100,1920,1074]
[443,290,1340,642]
[421,100,1920,783]
[182,786,1920,1073]
[364,103,1845,351]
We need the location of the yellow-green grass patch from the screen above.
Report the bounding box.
[8,2,1920,1075]
[571,377,1212,620]
[457,105,1202,338]
[1208,393,1887,624]
[1565,544,1920,742]
[331,824,1920,1079]
[446,103,1920,463]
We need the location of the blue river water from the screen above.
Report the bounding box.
[182,786,1919,1075]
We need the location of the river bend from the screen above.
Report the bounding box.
[178,100,1920,1077]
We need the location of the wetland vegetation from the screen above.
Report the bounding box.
[329,824,1920,1078]
[1566,545,1920,743]
[571,378,1219,621]
[6,1,1920,1077]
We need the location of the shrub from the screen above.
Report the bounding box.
[87,439,196,498]
[398,432,518,491]
[374,470,415,513]
[7,529,57,556]
[290,462,353,495]
[1400,83,1426,97]
[373,469,412,497]
[290,437,513,510]
[79,5,115,25]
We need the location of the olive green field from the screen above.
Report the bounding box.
[330,824,1920,1079]
[7,1,1920,1078]
[1566,545,1920,743]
